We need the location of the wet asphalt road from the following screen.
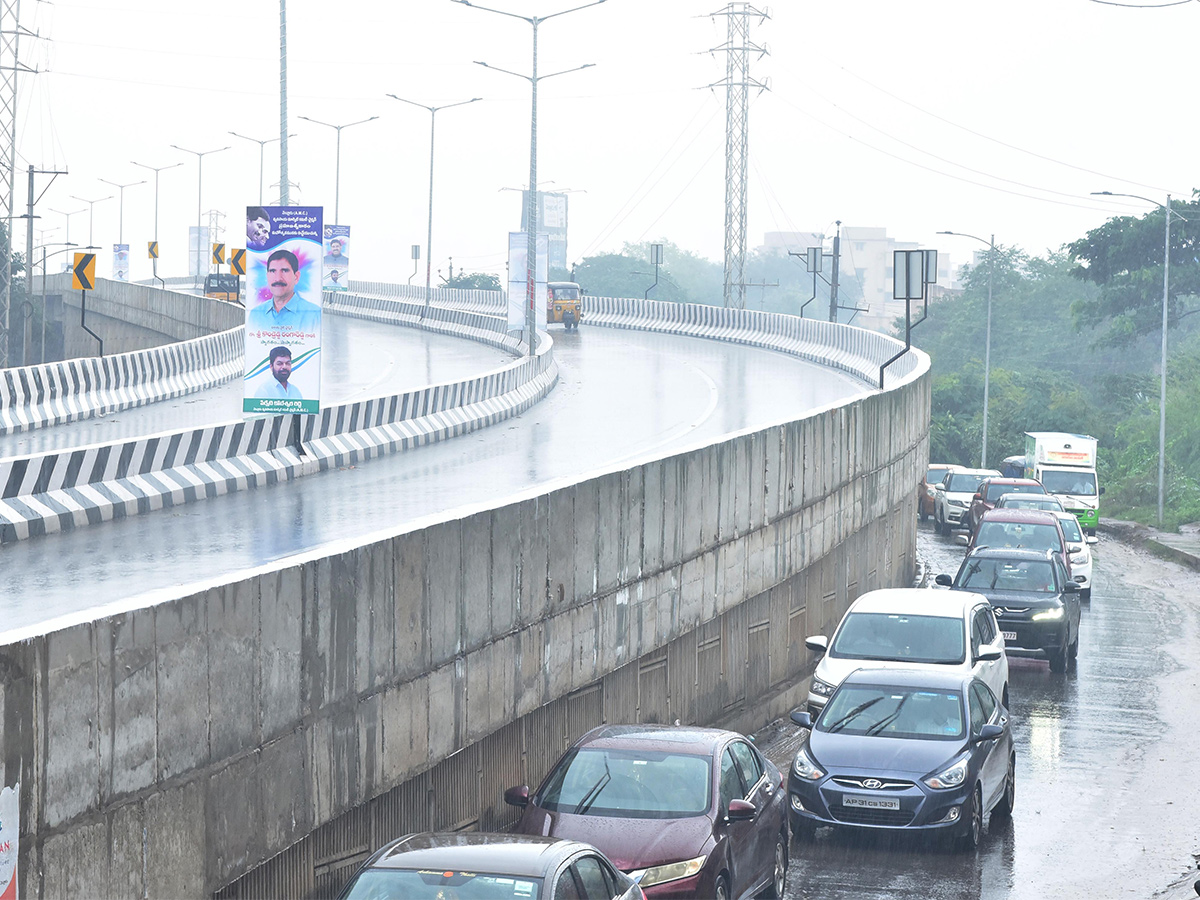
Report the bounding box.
[755,520,1200,899]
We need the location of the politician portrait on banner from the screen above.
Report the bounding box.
[244,205,323,414]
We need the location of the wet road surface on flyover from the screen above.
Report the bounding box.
[0,313,517,456]
[0,324,870,636]
[753,521,1200,899]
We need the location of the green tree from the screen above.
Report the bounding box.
[1067,193,1200,347]
[575,249,686,301]
[444,272,502,291]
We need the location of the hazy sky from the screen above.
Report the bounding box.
[16,0,1196,285]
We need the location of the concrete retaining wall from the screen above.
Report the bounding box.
[1,324,930,900]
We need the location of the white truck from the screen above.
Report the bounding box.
[1024,432,1102,534]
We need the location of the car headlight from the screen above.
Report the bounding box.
[792,747,825,782]
[926,487,937,497]
[809,677,836,697]
[633,856,706,888]
[1033,607,1065,621]
[1070,552,1087,565]
[948,499,967,508]
[924,757,968,790]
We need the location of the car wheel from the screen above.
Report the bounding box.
[958,784,983,851]
[714,873,730,900]
[1081,587,1092,602]
[791,817,816,843]
[934,509,945,535]
[1068,630,1079,666]
[992,753,1016,820]
[1002,683,1010,710]
[765,832,787,898]
[1048,642,1068,674]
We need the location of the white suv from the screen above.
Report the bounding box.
[804,587,1010,719]
[934,467,1000,535]
[1052,510,1097,600]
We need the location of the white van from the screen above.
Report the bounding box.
[804,588,1009,719]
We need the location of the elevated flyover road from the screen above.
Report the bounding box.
[0,324,872,637]
[0,312,517,457]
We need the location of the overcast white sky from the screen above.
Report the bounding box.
[15,0,1197,285]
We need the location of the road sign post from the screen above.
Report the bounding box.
[72,252,102,356]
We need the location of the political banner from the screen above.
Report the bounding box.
[520,190,569,271]
[322,224,351,291]
[244,205,323,415]
[506,232,548,332]
[112,244,130,282]
[0,783,17,900]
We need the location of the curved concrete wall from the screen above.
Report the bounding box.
[0,298,930,898]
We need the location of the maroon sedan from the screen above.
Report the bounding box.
[966,507,1073,574]
[506,725,789,900]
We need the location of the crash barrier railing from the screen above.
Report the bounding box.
[0,292,557,543]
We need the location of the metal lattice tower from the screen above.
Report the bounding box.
[709,3,768,310]
[0,0,31,367]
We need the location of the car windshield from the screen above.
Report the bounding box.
[538,748,711,819]
[830,612,965,664]
[986,482,1043,501]
[1057,516,1084,542]
[1041,470,1097,496]
[975,521,1061,553]
[999,496,1062,511]
[946,473,987,492]
[956,558,1057,593]
[341,869,541,900]
[817,686,965,740]
[927,466,951,483]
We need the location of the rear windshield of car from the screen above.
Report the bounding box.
[927,466,951,484]
[985,482,1044,501]
[956,558,1057,593]
[946,473,987,492]
[1041,470,1097,496]
[830,612,965,664]
[817,686,965,740]
[341,869,542,900]
[999,496,1061,511]
[975,521,1061,553]
[537,748,711,819]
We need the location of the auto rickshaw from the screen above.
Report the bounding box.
[546,281,583,330]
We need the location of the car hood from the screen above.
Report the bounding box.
[816,654,964,689]
[941,490,975,503]
[807,733,964,778]
[971,588,1063,609]
[521,807,712,870]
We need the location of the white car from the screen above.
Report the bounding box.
[934,467,1001,534]
[1052,510,1098,600]
[804,588,1010,719]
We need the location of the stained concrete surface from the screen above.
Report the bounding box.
[751,521,1200,900]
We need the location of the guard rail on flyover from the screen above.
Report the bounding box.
[0,282,930,899]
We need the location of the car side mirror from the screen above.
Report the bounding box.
[935,574,953,587]
[790,709,813,729]
[804,635,828,654]
[956,534,970,546]
[504,785,530,808]
[1086,535,1099,545]
[1062,582,1081,593]
[727,798,757,821]
[976,646,1003,662]
[972,723,1004,743]
[1099,486,1105,495]
[1067,543,1083,553]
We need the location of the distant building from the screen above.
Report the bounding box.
[757,227,957,335]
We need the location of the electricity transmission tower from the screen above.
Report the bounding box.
[0,0,35,367]
[708,3,768,310]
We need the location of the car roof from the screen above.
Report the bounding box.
[370,833,589,875]
[928,463,961,470]
[949,468,1001,477]
[977,508,1060,524]
[997,492,1057,502]
[983,477,1041,486]
[841,667,971,691]
[964,546,1056,562]
[576,723,734,753]
[847,588,989,617]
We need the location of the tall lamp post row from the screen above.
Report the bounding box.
[1092,191,1181,527]
[938,230,995,469]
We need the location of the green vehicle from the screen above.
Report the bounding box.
[1024,432,1102,535]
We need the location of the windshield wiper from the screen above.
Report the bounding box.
[572,756,612,815]
[866,695,910,736]
[827,697,883,733]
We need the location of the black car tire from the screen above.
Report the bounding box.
[765,832,788,899]
[714,873,730,900]
[1068,630,1079,666]
[791,817,816,843]
[992,752,1016,820]
[934,509,945,535]
[958,784,983,851]
[1081,587,1092,602]
[1048,642,1068,674]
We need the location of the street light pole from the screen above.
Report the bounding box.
[387,95,480,317]
[131,161,183,289]
[452,0,606,356]
[1091,191,1181,527]
[49,208,86,249]
[69,194,113,247]
[296,115,379,224]
[229,131,293,204]
[35,242,76,363]
[171,144,230,284]
[97,178,146,244]
[938,230,995,468]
